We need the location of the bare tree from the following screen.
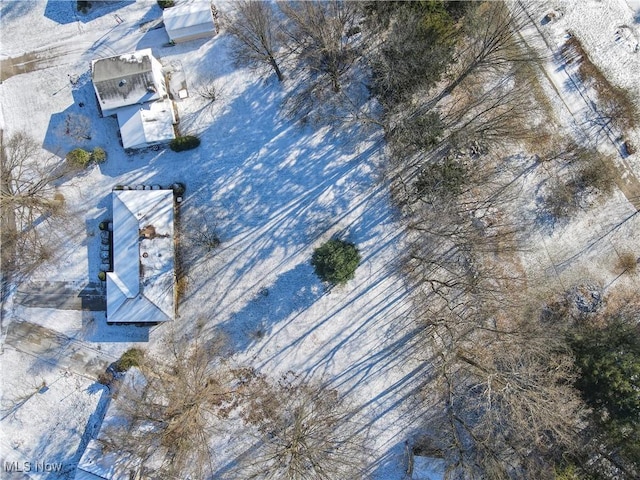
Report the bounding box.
[59,113,92,142]
[227,0,285,82]
[416,295,586,479]
[1,130,66,277]
[100,335,234,479]
[233,373,368,480]
[279,0,359,94]
[440,2,532,101]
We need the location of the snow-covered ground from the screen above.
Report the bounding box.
[1,1,640,479]
[514,0,640,295]
[1,1,419,478]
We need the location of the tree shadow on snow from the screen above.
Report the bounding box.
[43,71,120,163]
[44,0,134,25]
[177,80,381,306]
[215,263,325,354]
[0,0,36,22]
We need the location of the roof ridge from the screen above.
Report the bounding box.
[109,272,136,299]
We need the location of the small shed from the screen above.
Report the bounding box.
[163,3,216,44]
[406,441,446,480]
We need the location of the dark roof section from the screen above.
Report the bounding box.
[92,53,159,104]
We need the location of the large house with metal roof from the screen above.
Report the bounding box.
[106,189,175,324]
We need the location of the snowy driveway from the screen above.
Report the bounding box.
[3,320,114,379]
[14,281,105,311]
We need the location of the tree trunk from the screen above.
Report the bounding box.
[270,56,284,82]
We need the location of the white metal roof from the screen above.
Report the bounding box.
[75,369,150,479]
[75,440,128,480]
[116,99,176,150]
[163,2,215,39]
[107,190,175,323]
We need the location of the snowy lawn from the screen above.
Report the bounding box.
[2,1,640,479]
[1,2,422,478]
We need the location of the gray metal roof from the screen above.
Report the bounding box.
[91,50,163,113]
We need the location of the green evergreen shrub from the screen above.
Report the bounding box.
[115,348,144,372]
[415,157,467,198]
[311,239,361,285]
[170,136,201,152]
[157,0,175,9]
[66,148,91,168]
[91,147,107,163]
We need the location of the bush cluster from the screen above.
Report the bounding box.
[617,252,638,274]
[415,157,467,199]
[91,147,107,163]
[311,239,361,285]
[67,147,107,169]
[544,154,616,219]
[66,148,91,168]
[170,135,201,152]
[77,1,91,13]
[157,0,175,9]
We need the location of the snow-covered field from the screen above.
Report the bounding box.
[1,1,640,479]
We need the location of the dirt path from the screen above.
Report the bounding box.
[0,40,95,83]
[518,1,640,211]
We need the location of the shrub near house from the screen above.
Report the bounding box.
[170,135,200,152]
[66,147,107,169]
[66,148,91,168]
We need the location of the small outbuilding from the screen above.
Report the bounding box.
[163,2,216,44]
[410,455,446,480]
[406,441,446,480]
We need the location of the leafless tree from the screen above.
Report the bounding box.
[0,130,67,277]
[279,0,359,94]
[416,290,586,480]
[195,82,219,103]
[100,334,234,479]
[440,2,532,102]
[227,0,285,82]
[232,373,368,480]
[60,113,92,142]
